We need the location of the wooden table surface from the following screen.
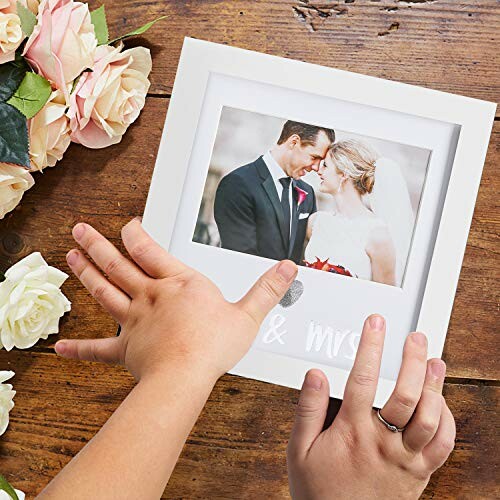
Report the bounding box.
[0,1,498,498]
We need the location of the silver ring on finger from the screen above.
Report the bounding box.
[376,409,406,433]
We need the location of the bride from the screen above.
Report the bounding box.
[304,140,414,287]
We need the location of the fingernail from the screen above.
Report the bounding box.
[73,223,86,239]
[133,216,142,222]
[430,359,446,379]
[55,341,66,355]
[304,370,322,391]
[277,260,297,282]
[66,250,78,266]
[369,314,385,331]
[411,332,427,347]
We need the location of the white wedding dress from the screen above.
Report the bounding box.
[304,211,389,280]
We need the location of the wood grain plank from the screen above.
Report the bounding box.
[86,0,499,113]
[0,98,497,379]
[0,2,498,498]
[0,352,497,498]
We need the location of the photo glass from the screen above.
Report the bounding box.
[193,106,431,289]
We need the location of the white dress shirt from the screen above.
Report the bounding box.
[262,151,293,235]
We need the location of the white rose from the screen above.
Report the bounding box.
[29,89,71,171]
[0,163,34,220]
[0,371,15,436]
[0,488,25,500]
[0,12,23,64]
[0,490,25,500]
[0,252,71,350]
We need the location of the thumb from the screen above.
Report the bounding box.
[237,260,297,325]
[55,337,122,364]
[288,370,330,458]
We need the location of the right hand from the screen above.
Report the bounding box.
[287,315,455,499]
[55,217,298,383]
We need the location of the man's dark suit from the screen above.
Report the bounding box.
[214,156,317,264]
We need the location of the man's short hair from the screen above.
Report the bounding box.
[277,121,336,147]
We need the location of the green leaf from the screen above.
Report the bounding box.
[0,474,19,500]
[0,61,28,102]
[70,75,80,95]
[13,52,30,69]
[16,1,37,37]
[109,15,167,44]
[90,5,109,45]
[7,72,52,119]
[0,102,29,167]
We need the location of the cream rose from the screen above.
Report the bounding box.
[0,0,38,13]
[0,371,15,436]
[5,0,41,14]
[0,0,26,63]
[0,12,23,64]
[0,252,71,351]
[0,164,34,220]
[23,0,97,96]
[68,43,152,149]
[0,0,15,12]
[24,0,40,14]
[29,89,71,171]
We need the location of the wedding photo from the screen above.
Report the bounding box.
[193,107,431,288]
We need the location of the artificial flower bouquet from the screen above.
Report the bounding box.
[0,0,164,219]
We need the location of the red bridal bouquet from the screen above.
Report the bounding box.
[0,0,164,219]
[304,257,354,277]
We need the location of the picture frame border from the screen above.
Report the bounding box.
[143,37,496,407]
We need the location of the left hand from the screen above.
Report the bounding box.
[55,217,298,382]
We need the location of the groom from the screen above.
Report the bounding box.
[214,121,335,264]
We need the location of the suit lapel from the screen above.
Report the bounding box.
[256,158,289,250]
[262,175,289,249]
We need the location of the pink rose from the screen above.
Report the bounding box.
[22,0,97,97]
[68,43,152,149]
[29,89,71,171]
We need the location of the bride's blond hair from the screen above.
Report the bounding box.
[328,140,377,195]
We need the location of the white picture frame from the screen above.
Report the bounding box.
[143,37,496,407]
